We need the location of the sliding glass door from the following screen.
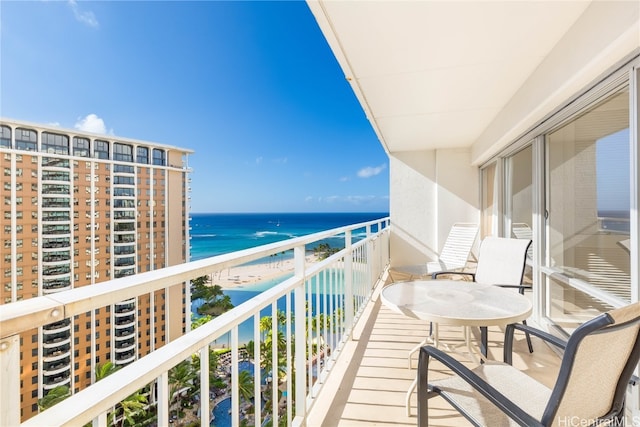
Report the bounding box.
[544,88,631,332]
[504,145,534,284]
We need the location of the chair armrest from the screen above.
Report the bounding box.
[496,284,532,290]
[504,325,639,387]
[418,345,543,427]
[495,284,532,295]
[432,271,476,280]
[503,323,567,364]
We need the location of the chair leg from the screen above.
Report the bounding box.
[522,320,534,353]
[480,326,488,358]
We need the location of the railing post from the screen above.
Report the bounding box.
[344,230,354,335]
[293,245,307,426]
[200,345,210,427]
[366,224,373,289]
[0,335,20,427]
[157,371,169,425]
[231,328,239,427]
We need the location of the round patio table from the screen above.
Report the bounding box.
[380,279,532,415]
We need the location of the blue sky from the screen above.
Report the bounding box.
[1,1,389,214]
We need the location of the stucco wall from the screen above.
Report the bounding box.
[390,148,479,266]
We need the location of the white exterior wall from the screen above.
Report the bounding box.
[472,1,640,165]
[390,148,478,266]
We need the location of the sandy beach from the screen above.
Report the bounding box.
[209,254,320,289]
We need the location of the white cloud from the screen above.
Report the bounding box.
[339,176,350,182]
[357,163,387,178]
[255,156,263,165]
[68,0,99,28]
[74,114,108,134]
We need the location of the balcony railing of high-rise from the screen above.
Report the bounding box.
[0,217,390,427]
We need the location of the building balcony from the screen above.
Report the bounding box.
[42,238,71,249]
[1,217,391,426]
[42,254,71,264]
[42,267,71,279]
[114,326,135,339]
[114,339,135,351]
[42,334,70,348]
[114,351,136,365]
[114,316,135,328]
[114,307,135,316]
[42,285,72,295]
[42,344,71,361]
[43,360,71,376]
[42,320,70,334]
[42,375,71,390]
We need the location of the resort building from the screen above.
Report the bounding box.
[1,1,640,426]
[0,119,192,420]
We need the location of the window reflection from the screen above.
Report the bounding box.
[546,89,630,322]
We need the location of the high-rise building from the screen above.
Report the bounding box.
[0,118,192,421]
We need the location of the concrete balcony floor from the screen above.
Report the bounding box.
[308,280,561,426]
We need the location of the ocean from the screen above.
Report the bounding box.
[189,212,388,261]
[189,212,388,345]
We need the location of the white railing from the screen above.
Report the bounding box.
[0,217,390,427]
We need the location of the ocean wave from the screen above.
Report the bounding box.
[255,231,278,237]
[192,234,217,238]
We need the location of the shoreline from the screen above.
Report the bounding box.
[207,254,319,290]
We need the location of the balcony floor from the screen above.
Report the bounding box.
[308,278,561,426]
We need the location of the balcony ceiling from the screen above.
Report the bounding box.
[308,1,591,154]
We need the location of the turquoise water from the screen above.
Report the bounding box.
[211,397,230,427]
[190,212,385,345]
[190,212,387,261]
[210,361,254,427]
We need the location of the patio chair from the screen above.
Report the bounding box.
[511,222,533,260]
[618,238,631,254]
[417,301,640,427]
[433,236,533,354]
[390,222,478,281]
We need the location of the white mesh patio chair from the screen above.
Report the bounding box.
[391,223,478,281]
[417,301,640,427]
[433,236,533,354]
[511,222,533,260]
[392,223,478,368]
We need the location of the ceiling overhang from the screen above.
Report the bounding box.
[307,1,592,155]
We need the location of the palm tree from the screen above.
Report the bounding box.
[113,390,148,427]
[259,310,286,340]
[37,385,70,411]
[169,360,196,417]
[95,361,120,381]
[245,340,255,359]
[191,313,213,329]
[191,275,210,288]
[191,347,221,388]
[238,369,255,403]
[93,362,150,426]
[261,330,288,383]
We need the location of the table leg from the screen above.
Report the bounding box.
[407,324,439,369]
[406,325,486,416]
[406,377,417,417]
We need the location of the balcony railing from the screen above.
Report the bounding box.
[0,217,390,426]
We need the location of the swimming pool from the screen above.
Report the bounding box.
[210,361,254,427]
